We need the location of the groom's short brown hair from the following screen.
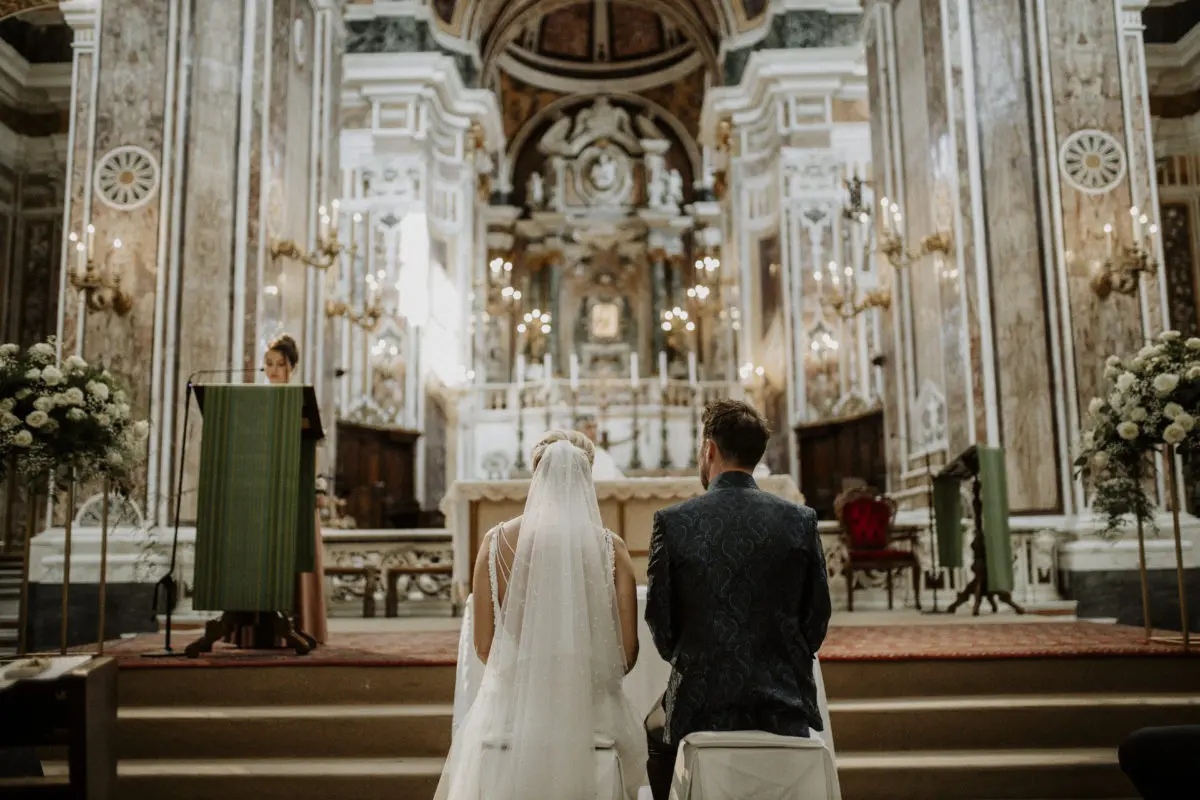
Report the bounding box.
[702,399,770,469]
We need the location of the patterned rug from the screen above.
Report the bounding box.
[94,622,1194,669]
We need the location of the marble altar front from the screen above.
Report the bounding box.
[441,475,804,595]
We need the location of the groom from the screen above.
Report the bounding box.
[644,399,831,799]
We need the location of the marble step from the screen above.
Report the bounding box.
[829,692,1200,752]
[117,703,453,760]
[47,757,444,800]
[836,748,1134,799]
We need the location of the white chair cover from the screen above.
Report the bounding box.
[481,733,623,800]
[669,732,841,800]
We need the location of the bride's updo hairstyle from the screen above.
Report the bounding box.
[531,429,595,472]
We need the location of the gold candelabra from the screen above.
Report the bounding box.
[326,295,383,332]
[876,194,954,269]
[1091,209,1159,299]
[68,226,132,316]
[823,283,891,319]
[518,307,552,360]
[270,201,359,270]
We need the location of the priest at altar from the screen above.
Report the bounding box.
[441,475,805,597]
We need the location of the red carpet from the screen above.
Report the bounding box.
[90,621,1195,669]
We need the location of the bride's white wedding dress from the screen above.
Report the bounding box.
[435,440,647,800]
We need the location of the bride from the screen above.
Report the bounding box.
[436,431,648,800]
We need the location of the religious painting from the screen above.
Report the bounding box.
[759,234,782,334]
[589,300,621,340]
[1161,202,1199,338]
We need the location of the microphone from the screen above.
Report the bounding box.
[150,365,264,656]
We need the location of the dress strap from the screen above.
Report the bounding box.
[487,527,502,620]
[603,528,616,582]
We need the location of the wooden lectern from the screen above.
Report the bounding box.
[185,384,324,657]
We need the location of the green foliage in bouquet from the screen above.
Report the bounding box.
[1076,330,1200,538]
[0,338,148,493]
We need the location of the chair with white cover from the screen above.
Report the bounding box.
[668,731,841,800]
[481,733,623,800]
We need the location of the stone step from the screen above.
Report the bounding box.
[47,757,444,800]
[117,704,453,760]
[829,693,1200,752]
[836,748,1135,799]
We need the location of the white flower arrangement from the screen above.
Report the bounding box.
[1077,329,1200,537]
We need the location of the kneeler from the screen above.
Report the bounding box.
[933,445,1024,616]
[186,384,321,657]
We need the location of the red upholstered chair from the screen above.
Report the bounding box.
[834,487,921,611]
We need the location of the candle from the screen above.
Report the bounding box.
[543,353,552,380]
[658,351,668,390]
[331,199,340,233]
[516,354,525,388]
[1130,206,1141,244]
[76,242,86,279]
[1104,223,1114,258]
[319,206,328,240]
[569,353,579,390]
[630,352,640,388]
[688,351,698,386]
[86,224,95,262]
[350,213,360,253]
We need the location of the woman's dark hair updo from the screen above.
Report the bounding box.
[268,333,300,367]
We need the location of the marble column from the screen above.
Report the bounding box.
[867,0,1166,515]
[54,0,342,526]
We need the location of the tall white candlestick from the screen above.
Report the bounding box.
[516,354,525,388]
[86,224,95,262]
[76,242,86,279]
[543,353,552,380]
[1104,224,1114,259]
[630,352,640,387]
[331,200,340,233]
[658,351,668,390]
[688,351,697,386]
[569,353,579,390]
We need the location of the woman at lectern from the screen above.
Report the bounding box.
[227,334,329,648]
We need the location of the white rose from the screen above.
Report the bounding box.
[0,398,12,412]
[1189,366,1200,380]
[1109,392,1126,411]
[132,420,149,439]
[33,396,54,412]
[1138,344,1161,359]
[12,429,32,447]
[94,413,111,427]
[0,411,18,429]
[14,389,29,400]
[1165,402,1184,420]
[1132,357,1147,372]
[1088,398,1105,415]
[87,381,110,402]
[114,390,127,405]
[1116,373,1136,393]
[1130,407,1148,422]
[1164,423,1187,445]
[1082,431,1095,448]
[1177,413,1196,432]
[116,403,130,419]
[1106,355,1122,368]
[1092,451,1110,469]
[24,368,39,380]
[1160,330,1182,342]
[66,408,85,422]
[40,366,62,386]
[1118,421,1140,441]
[1104,366,1120,380]
[28,342,54,361]
[1188,338,1200,351]
[62,387,84,406]
[25,410,48,429]
[0,343,18,357]
[64,355,87,372]
[1154,373,1180,395]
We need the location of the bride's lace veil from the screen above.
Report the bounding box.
[440,434,627,799]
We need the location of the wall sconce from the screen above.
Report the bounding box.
[68,225,132,316]
[325,294,382,332]
[876,196,954,269]
[271,201,359,270]
[1091,208,1158,299]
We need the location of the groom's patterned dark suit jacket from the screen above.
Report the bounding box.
[645,471,831,746]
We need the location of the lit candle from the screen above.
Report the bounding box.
[658,350,668,390]
[1130,206,1141,244]
[76,242,86,279]
[543,353,552,380]
[687,351,698,386]
[516,354,525,388]
[331,199,340,234]
[1104,223,1114,258]
[86,224,95,262]
[569,353,579,390]
[630,352,640,388]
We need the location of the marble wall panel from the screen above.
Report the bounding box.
[173,0,243,521]
[58,53,93,358]
[943,0,986,453]
[242,0,269,371]
[86,0,171,504]
[971,0,1059,512]
[895,0,946,452]
[280,0,314,352]
[1046,0,1141,444]
[921,0,970,458]
[865,25,902,492]
[1123,30,1164,332]
[258,0,291,354]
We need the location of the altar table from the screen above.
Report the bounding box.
[441,476,805,598]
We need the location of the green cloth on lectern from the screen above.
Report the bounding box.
[932,474,964,569]
[978,445,1014,593]
[192,385,315,612]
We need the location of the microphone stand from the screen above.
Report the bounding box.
[924,451,941,613]
[144,368,261,657]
